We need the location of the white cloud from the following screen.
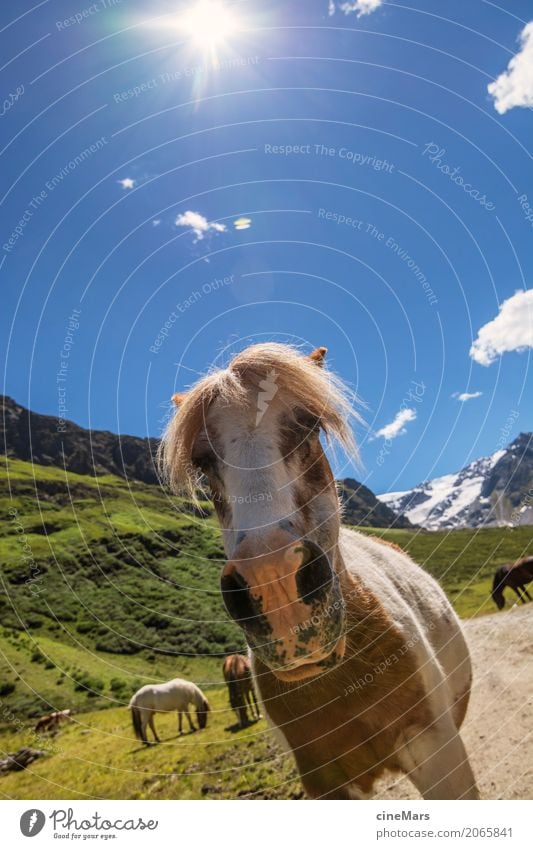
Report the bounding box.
[452,391,483,402]
[330,0,383,17]
[488,22,533,114]
[175,210,226,242]
[374,407,416,440]
[118,177,135,189]
[152,219,161,227]
[470,289,533,366]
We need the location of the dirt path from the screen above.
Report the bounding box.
[375,605,533,800]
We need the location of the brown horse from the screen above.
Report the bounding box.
[160,343,478,799]
[492,556,533,609]
[223,654,261,727]
[34,709,73,734]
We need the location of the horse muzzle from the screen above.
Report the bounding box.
[221,534,346,681]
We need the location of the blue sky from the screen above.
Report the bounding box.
[1,0,532,495]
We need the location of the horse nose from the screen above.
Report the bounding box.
[294,540,335,604]
[220,537,335,632]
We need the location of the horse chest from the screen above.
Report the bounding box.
[255,634,429,796]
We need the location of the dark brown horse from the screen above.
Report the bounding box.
[222,654,261,727]
[492,556,533,609]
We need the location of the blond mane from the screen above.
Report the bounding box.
[158,343,360,499]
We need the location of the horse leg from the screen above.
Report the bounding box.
[148,712,160,743]
[186,707,197,732]
[140,711,149,745]
[246,689,256,720]
[522,585,532,602]
[251,688,262,719]
[515,585,527,604]
[245,690,254,721]
[397,718,479,800]
[238,705,247,728]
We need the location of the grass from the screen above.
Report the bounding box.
[0,454,531,799]
[0,687,301,800]
[0,455,245,719]
[357,524,533,618]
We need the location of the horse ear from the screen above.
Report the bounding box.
[308,347,327,367]
[171,392,187,407]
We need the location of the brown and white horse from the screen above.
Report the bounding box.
[223,654,261,727]
[160,343,478,799]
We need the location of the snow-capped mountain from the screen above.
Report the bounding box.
[377,433,533,530]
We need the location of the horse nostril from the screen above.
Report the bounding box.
[295,541,334,605]
[221,568,258,626]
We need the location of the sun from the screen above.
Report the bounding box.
[178,0,241,49]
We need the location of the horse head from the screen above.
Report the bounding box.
[196,697,210,729]
[161,343,359,683]
[491,565,508,610]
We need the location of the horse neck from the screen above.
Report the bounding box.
[191,686,203,709]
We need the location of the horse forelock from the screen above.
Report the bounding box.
[159,343,360,500]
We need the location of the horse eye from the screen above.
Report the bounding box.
[295,410,321,436]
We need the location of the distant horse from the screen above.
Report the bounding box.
[129,678,209,744]
[223,654,261,727]
[492,556,533,610]
[34,709,73,734]
[160,343,479,799]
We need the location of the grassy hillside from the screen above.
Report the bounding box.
[359,524,533,619]
[0,455,244,719]
[1,454,531,726]
[0,687,301,800]
[0,455,531,799]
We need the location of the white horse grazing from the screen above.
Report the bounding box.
[160,343,479,799]
[129,679,210,744]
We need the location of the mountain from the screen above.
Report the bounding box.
[0,395,408,530]
[1,395,159,484]
[378,433,533,530]
[338,478,413,529]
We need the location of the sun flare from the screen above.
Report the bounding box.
[178,0,241,49]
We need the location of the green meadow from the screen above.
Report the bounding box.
[0,455,531,798]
